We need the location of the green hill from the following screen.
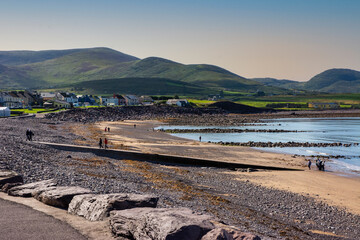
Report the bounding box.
[0,47,287,94]
[68,77,210,95]
[304,69,360,93]
[252,78,304,90]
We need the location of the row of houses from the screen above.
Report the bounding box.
[0,91,42,108]
[43,93,154,108]
[0,89,193,110]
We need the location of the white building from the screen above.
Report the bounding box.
[166,99,189,107]
[55,92,78,106]
[0,107,11,117]
[0,92,23,108]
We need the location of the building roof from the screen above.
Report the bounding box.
[41,92,56,98]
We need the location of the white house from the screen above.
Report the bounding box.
[55,92,78,106]
[166,99,189,107]
[139,96,154,105]
[0,107,11,117]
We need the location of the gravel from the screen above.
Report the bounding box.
[0,117,359,240]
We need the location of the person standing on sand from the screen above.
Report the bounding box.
[105,127,107,132]
[104,138,108,149]
[199,136,202,142]
[99,138,103,148]
[134,124,136,128]
[29,130,34,141]
[26,129,30,141]
[308,159,312,170]
[108,127,110,132]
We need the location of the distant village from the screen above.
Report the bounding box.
[0,90,190,116]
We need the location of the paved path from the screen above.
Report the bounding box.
[0,198,86,240]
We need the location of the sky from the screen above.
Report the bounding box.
[1,0,359,81]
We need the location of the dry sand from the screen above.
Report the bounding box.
[97,120,360,215]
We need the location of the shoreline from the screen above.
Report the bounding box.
[93,119,360,215]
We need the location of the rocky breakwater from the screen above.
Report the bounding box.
[215,141,359,148]
[162,128,305,133]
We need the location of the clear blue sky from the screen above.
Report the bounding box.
[1,0,359,81]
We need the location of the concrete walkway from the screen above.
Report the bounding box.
[0,198,86,240]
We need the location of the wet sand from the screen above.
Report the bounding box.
[97,120,360,215]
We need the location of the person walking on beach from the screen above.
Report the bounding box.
[29,130,34,141]
[105,127,107,132]
[199,136,202,142]
[108,127,110,132]
[26,129,30,141]
[99,138,103,148]
[308,159,312,170]
[134,124,136,129]
[104,138,108,149]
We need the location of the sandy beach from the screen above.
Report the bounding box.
[94,120,360,215]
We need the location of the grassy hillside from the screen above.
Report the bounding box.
[66,77,211,95]
[18,48,138,85]
[0,49,85,66]
[253,78,304,90]
[304,68,360,93]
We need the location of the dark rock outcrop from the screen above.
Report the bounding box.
[0,170,23,188]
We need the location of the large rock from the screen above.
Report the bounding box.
[201,228,261,240]
[69,193,159,221]
[0,171,23,188]
[1,182,23,193]
[8,179,57,197]
[35,186,92,209]
[110,207,215,240]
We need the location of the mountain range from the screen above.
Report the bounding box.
[0,47,359,94]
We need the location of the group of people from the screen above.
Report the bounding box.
[308,158,326,171]
[104,127,110,132]
[316,159,326,171]
[99,138,108,149]
[26,129,34,141]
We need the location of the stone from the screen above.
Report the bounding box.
[201,228,261,240]
[68,193,159,221]
[201,228,233,240]
[8,179,57,197]
[110,207,214,240]
[0,171,23,188]
[1,182,23,193]
[230,230,261,240]
[35,186,92,209]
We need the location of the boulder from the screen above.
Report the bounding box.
[69,193,159,221]
[0,171,23,188]
[201,228,261,240]
[201,228,233,240]
[8,179,57,197]
[1,182,23,193]
[230,230,261,240]
[110,207,214,240]
[35,186,92,209]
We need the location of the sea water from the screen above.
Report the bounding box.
[158,117,360,175]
